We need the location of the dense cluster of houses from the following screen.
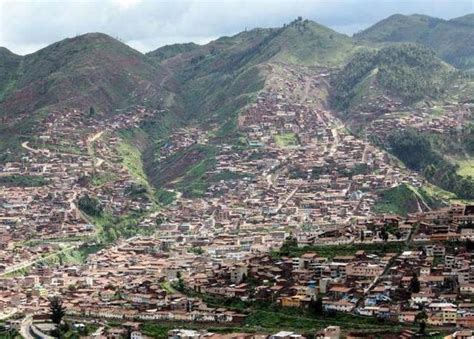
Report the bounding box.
[0,107,155,276]
[365,103,473,140]
[0,62,472,337]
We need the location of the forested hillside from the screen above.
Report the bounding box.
[355,14,474,70]
[331,44,453,111]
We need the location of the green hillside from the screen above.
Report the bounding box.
[355,14,474,70]
[387,128,474,200]
[0,47,21,102]
[374,183,444,216]
[331,44,453,111]
[0,33,168,118]
[147,42,200,63]
[142,19,357,188]
[148,18,354,130]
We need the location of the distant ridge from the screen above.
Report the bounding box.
[355,13,474,70]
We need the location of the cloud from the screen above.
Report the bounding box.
[113,0,143,10]
[0,0,472,55]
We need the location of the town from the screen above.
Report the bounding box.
[0,61,472,338]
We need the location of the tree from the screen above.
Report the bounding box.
[176,271,185,291]
[89,106,96,117]
[415,310,427,334]
[409,273,420,293]
[380,228,389,242]
[360,230,365,242]
[309,296,323,316]
[49,296,66,325]
[77,194,102,216]
[280,234,298,256]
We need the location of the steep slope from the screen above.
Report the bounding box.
[148,19,355,131]
[331,44,453,112]
[0,33,167,118]
[354,14,474,70]
[0,48,22,103]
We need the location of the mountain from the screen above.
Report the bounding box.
[0,17,471,162]
[0,33,168,118]
[0,47,22,103]
[147,19,355,132]
[331,44,454,112]
[147,42,200,64]
[354,14,474,70]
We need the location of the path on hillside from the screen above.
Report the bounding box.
[21,141,50,155]
[86,131,105,168]
[0,244,78,277]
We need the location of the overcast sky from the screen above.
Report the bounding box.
[1,0,473,55]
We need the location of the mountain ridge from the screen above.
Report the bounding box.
[354,13,474,70]
[0,32,168,119]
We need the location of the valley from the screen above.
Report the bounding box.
[0,14,473,339]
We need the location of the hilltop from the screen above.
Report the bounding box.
[147,18,355,130]
[0,33,168,119]
[355,13,474,70]
[0,16,472,190]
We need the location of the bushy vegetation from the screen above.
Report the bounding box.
[355,13,474,70]
[273,240,405,259]
[332,44,450,110]
[388,129,441,171]
[155,189,176,206]
[387,129,474,199]
[77,194,103,216]
[0,174,47,187]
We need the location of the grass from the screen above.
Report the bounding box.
[160,281,177,294]
[373,184,420,216]
[245,308,401,333]
[430,106,445,117]
[456,158,474,178]
[88,211,153,244]
[274,133,298,147]
[422,183,458,201]
[117,139,147,184]
[116,128,160,205]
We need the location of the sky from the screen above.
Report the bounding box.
[0,0,473,55]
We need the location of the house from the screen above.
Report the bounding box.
[315,326,340,339]
[270,331,304,339]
